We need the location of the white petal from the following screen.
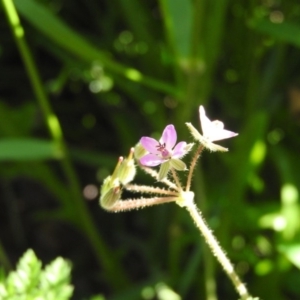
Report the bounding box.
[199,105,213,137]
[209,128,238,142]
[199,106,238,142]
[185,122,228,152]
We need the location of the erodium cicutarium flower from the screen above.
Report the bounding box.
[139,125,191,180]
[186,106,238,152]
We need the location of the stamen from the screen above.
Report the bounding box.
[156,142,170,158]
[156,142,166,152]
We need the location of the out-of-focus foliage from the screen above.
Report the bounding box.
[0,249,73,300]
[1,0,300,299]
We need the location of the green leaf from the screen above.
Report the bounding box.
[279,244,300,269]
[40,257,73,299]
[2,249,73,299]
[231,111,269,195]
[251,18,300,48]
[160,0,192,60]
[0,138,62,161]
[6,249,42,296]
[0,102,37,137]
[89,296,106,300]
[14,0,178,96]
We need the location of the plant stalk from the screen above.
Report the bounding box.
[2,0,128,288]
[185,200,252,300]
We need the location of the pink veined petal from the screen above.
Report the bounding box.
[140,137,160,154]
[172,141,187,158]
[140,153,164,166]
[160,125,177,150]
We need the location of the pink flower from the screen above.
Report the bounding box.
[140,125,187,167]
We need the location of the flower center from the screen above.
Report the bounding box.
[156,142,170,158]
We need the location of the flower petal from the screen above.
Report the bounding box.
[199,106,238,142]
[186,122,229,152]
[140,137,160,154]
[209,128,238,142]
[160,125,177,150]
[172,141,187,158]
[199,106,212,138]
[140,153,164,166]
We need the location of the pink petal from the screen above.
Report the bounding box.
[172,141,187,158]
[140,137,160,154]
[140,154,164,166]
[160,125,177,150]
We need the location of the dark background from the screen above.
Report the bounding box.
[1,0,300,299]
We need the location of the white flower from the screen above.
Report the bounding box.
[186,105,238,152]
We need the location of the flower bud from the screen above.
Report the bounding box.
[100,186,122,209]
[134,142,148,160]
[100,175,116,197]
[100,156,123,199]
[118,148,136,185]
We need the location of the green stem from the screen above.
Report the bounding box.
[170,168,183,191]
[14,0,180,98]
[158,0,185,92]
[179,0,206,122]
[109,196,177,212]
[186,144,204,191]
[184,200,252,300]
[194,166,217,300]
[2,0,128,288]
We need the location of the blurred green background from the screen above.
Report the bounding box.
[1,0,300,299]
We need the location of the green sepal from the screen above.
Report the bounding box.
[118,158,136,185]
[185,122,228,152]
[134,142,148,160]
[169,158,186,171]
[158,161,171,181]
[100,186,122,209]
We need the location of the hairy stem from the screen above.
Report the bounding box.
[170,168,183,191]
[141,166,179,190]
[126,184,178,196]
[185,200,252,300]
[109,197,177,212]
[186,144,204,191]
